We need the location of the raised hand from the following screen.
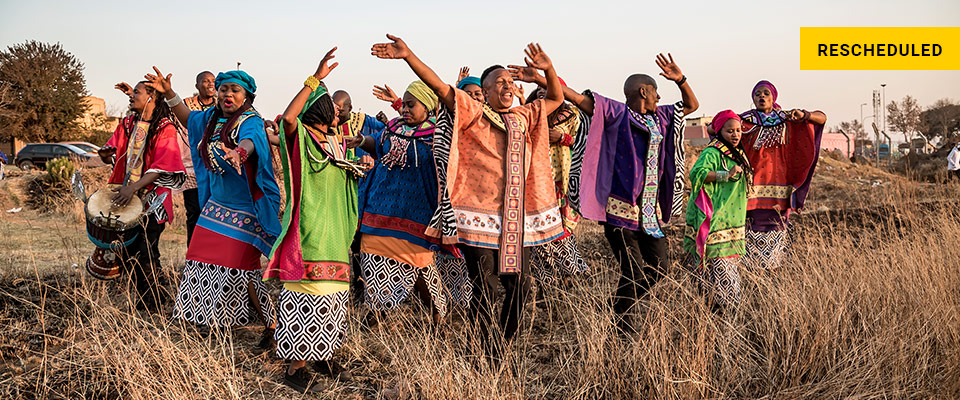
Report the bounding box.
[143,66,173,95]
[314,47,339,80]
[507,64,542,84]
[656,53,684,82]
[372,84,398,103]
[114,82,133,97]
[457,66,470,84]
[523,43,552,71]
[787,109,807,121]
[371,34,411,60]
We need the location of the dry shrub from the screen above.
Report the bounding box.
[1,184,959,399]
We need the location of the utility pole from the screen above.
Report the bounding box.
[881,83,887,136]
[873,90,881,168]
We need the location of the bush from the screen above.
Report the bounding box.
[25,157,77,213]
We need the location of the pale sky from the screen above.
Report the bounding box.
[1,0,958,138]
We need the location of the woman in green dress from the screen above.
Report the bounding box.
[683,110,751,309]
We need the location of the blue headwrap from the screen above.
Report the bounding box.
[457,76,481,90]
[215,70,257,94]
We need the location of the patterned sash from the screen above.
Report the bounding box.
[481,105,527,275]
[124,121,150,184]
[631,110,666,238]
[499,113,526,275]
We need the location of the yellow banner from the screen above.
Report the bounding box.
[800,27,960,70]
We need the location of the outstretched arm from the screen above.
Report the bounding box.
[788,109,827,125]
[372,34,455,110]
[509,65,594,115]
[144,67,191,125]
[281,47,339,136]
[656,53,698,116]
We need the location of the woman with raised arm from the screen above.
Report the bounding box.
[145,67,281,347]
[262,48,359,392]
[736,81,825,269]
[372,34,565,353]
[344,80,469,325]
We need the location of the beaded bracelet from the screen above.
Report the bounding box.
[164,93,183,108]
[716,170,729,182]
[677,75,688,86]
[304,76,321,91]
[236,147,249,164]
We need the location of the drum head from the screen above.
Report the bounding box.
[86,185,143,229]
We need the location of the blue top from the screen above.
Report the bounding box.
[358,117,441,251]
[187,108,282,238]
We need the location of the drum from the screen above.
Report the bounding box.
[84,185,144,249]
[85,247,121,280]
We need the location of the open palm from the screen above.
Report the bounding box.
[523,43,552,71]
[507,65,540,84]
[371,34,410,60]
[656,53,683,82]
[314,47,339,80]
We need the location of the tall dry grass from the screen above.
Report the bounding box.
[1,181,958,399]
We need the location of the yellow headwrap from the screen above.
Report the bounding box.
[405,80,438,112]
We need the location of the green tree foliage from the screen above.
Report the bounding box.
[921,98,960,144]
[887,95,924,145]
[0,40,88,143]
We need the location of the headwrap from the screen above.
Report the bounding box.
[457,76,481,90]
[215,70,257,94]
[711,110,741,137]
[298,85,330,119]
[406,80,438,112]
[752,80,780,109]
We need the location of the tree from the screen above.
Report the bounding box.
[886,95,924,150]
[838,119,866,140]
[0,40,88,143]
[921,98,960,144]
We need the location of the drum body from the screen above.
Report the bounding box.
[86,247,121,280]
[84,186,144,249]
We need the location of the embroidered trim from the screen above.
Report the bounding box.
[749,184,793,200]
[630,110,666,238]
[499,113,526,275]
[302,261,350,282]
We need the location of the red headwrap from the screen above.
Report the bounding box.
[711,110,741,137]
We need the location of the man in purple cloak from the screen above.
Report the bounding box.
[561,54,699,334]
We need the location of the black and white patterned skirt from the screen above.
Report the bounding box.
[172,260,276,327]
[360,252,452,316]
[530,234,589,287]
[437,255,471,310]
[685,253,742,308]
[275,289,348,361]
[744,229,789,270]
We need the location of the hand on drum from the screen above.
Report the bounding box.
[111,185,137,207]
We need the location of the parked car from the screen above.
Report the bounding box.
[60,141,101,153]
[14,143,98,170]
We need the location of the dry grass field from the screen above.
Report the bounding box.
[0,153,958,399]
